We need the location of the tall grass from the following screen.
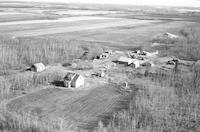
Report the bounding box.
[94,70,200,132]
[0,36,104,70]
[0,110,73,132]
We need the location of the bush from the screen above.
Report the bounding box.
[170,26,200,61]
[72,61,94,70]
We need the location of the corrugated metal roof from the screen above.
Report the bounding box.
[33,63,45,69]
[32,63,45,72]
[118,57,132,63]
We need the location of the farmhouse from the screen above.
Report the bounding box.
[118,57,133,66]
[30,63,45,72]
[64,72,84,88]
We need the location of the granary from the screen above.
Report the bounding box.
[64,72,84,88]
[30,63,45,72]
[118,57,133,66]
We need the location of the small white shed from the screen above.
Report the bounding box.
[31,63,45,72]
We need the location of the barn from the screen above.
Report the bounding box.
[64,72,84,88]
[30,63,45,72]
[118,57,133,66]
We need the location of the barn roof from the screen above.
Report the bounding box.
[64,72,82,83]
[118,57,133,63]
[32,63,45,69]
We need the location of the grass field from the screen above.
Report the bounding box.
[1,1,200,132]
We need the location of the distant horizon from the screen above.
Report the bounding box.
[2,0,200,7]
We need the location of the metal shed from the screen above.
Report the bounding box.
[31,63,45,72]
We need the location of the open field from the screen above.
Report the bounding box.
[8,19,157,37]
[1,1,200,132]
[7,86,124,130]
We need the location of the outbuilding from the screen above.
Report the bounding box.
[64,72,84,88]
[163,32,179,39]
[30,63,45,72]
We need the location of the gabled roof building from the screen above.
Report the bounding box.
[64,72,84,88]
